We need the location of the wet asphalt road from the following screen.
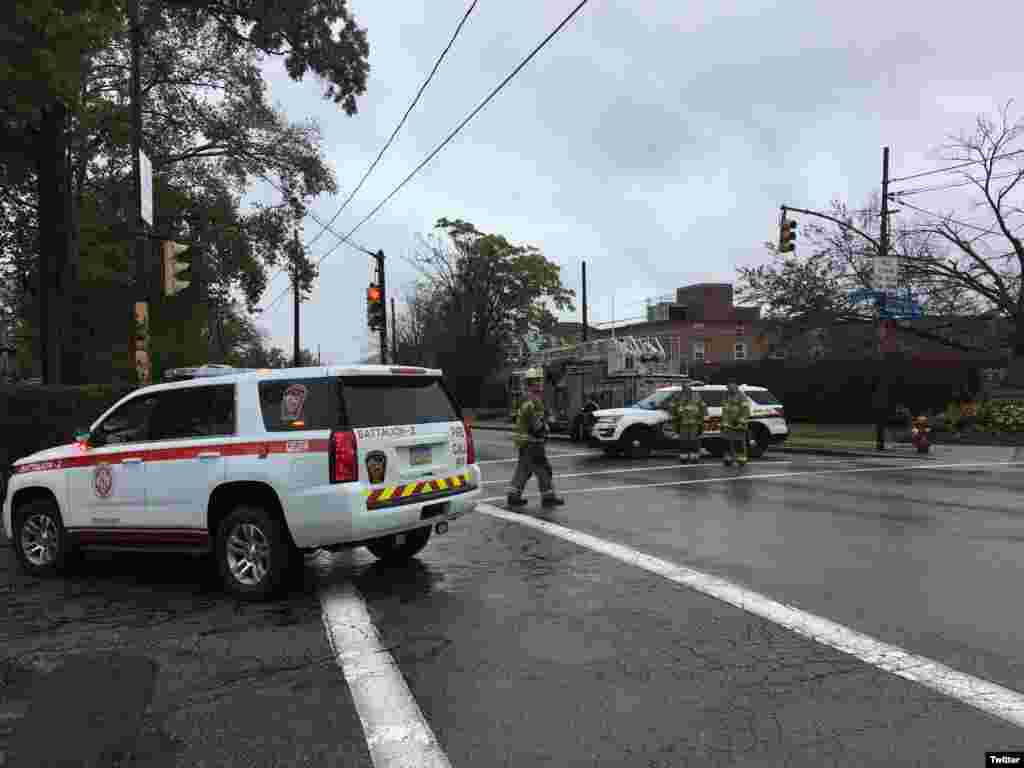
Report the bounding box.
[3,432,1024,765]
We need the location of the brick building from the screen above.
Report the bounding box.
[588,283,772,372]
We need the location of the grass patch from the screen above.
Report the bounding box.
[788,423,877,442]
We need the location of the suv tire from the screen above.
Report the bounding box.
[366,526,431,563]
[12,498,75,577]
[619,426,652,459]
[215,505,291,601]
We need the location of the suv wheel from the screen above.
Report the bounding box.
[13,499,74,577]
[366,526,431,563]
[619,426,652,459]
[216,505,291,601]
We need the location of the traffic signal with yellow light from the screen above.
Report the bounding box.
[162,240,191,296]
[778,216,797,253]
[367,283,385,330]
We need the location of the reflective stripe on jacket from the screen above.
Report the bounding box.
[514,398,548,446]
[672,399,707,432]
[721,396,751,431]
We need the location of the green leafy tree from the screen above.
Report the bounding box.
[1,0,369,383]
[399,218,575,405]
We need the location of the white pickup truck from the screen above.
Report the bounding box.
[588,383,789,459]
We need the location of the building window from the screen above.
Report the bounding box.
[734,341,747,360]
[692,341,705,362]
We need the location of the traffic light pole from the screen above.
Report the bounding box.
[391,297,397,363]
[129,0,148,383]
[376,250,388,364]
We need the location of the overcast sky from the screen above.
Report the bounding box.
[244,0,1024,365]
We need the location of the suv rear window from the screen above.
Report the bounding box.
[746,389,782,405]
[258,378,335,431]
[697,390,725,407]
[339,376,459,428]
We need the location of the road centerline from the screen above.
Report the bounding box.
[478,500,1024,729]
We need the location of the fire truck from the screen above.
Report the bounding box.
[507,335,703,441]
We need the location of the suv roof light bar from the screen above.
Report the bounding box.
[163,364,252,381]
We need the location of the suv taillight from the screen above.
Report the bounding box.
[330,430,358,483]
[463,418,475,465]
[772,407,785,418]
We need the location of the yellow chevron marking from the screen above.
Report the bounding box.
[450,475,462,488]
[379,487,397,501]
[435,478,448,490]
[401,484,417,497]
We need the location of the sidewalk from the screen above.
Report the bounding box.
[470,420,1024,462]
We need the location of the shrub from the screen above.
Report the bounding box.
[976,400,1024,433]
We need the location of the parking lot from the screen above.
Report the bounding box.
[4,432,1024,766]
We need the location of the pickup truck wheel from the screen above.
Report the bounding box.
[366,526,431,563]
[747,425,769,459]
[619,426,652,459]
[216,505,291,601]
[13,499,74,577]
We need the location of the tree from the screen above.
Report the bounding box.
[737,104,1024,367]
[1,0,370,383]
[398,218,575,405]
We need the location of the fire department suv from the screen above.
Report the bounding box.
[2,365,481,599]
[588,383,789,459]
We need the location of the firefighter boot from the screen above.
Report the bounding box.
[541,494,566,507]
[507,493,528,508]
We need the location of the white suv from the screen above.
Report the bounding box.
[588,383,788,459]
[2,365,481,599]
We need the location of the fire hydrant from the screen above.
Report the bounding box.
[911,415,931,454]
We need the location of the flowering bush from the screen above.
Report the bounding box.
[975,400,1024,433]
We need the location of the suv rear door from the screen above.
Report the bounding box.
[339,374,469,505]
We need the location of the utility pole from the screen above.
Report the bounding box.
[391,297,397,364]
[293,229,301,367]
[129,0,149,384]
[581,260,589,342]
[876,146,891,451]
[376,250,388,364]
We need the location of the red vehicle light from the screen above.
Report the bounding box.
[389,367,427,375]
[463,418,475,465]
[330,430,358,483]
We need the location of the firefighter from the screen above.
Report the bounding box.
[672,385,707,464]
[507,367,565,508]
[721,380,751,467]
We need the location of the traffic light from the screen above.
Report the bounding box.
[778,216,797,253]
[367,283,385,330]
[162,240,191,296]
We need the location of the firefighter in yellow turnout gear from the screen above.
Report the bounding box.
[721,380,752,467]
[671,385,707,464]
[507,368,565,508]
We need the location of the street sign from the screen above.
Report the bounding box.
[872,255,898,293]
[139,150,153,226]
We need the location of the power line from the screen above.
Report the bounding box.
[261,0,590,316]
[300,0,591,280]
[896,198,1011,238]
[890,170,1023,198]
[303,0,479,253]
[889,149,1024,184]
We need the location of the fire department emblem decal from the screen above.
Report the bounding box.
[365,451,386,485]
[93,464,113,498]
[281,383,308,422]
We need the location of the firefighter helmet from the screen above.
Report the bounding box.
[524,367,544,382]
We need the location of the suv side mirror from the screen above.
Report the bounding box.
[74,428,90,444]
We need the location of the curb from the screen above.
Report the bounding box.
[472,423,933,458]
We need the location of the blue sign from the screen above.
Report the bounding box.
[847,287,924,319]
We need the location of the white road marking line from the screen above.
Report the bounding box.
[479,450,600,465]
[320,582,451,768]
[476,459,1024,502]
[478,501,1024,729]
[479,459,825,485]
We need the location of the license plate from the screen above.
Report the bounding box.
[410,445,432,466]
